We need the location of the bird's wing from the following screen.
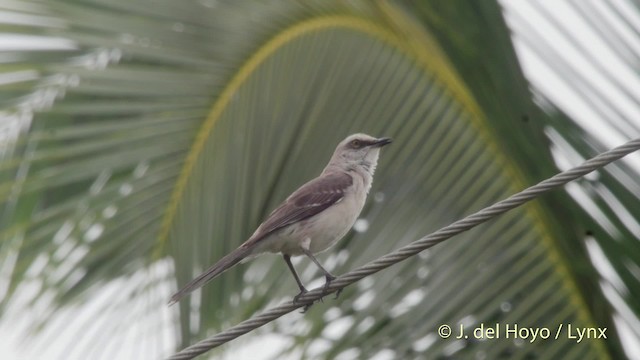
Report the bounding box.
[168,172,352,305]
[241,171,353,248]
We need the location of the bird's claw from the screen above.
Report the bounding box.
[334,287,343,299]
[293,288,308,304]
[320,274,339,300]
[295,274,343,313]
[294,290,315,313]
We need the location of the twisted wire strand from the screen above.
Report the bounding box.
[169,137,640,360]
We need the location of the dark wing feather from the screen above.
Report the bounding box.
[168,172,352,305]
[241,172,352,248]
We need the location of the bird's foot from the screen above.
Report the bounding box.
[334,287,343,300]
[294,274,343,313]
[321,273,342,300]
[301,303,314,313]
[294,289,315,313]
[293,288,308,304]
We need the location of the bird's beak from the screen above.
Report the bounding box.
[372,137,392,147]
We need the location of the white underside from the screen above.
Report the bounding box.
[250,177,367,257]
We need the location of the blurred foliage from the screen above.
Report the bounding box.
[0,0,638,359]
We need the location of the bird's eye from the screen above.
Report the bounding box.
[351,139,361,148]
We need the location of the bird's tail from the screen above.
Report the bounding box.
[168,246,251,306]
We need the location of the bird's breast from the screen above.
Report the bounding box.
[302,185,366,254]
[254,183,367,256]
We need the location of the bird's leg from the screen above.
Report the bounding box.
[283,254,308,304]
[301,249,342,299]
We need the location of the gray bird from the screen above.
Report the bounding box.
[169,133,391,305]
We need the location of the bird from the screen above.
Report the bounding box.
[169,133,391,306]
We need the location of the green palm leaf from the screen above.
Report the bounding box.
[0,1,637,359]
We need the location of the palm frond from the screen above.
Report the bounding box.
[0,0,638,359]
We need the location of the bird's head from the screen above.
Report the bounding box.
[327,133,392,174]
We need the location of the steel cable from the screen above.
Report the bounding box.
[169,137,640,360]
